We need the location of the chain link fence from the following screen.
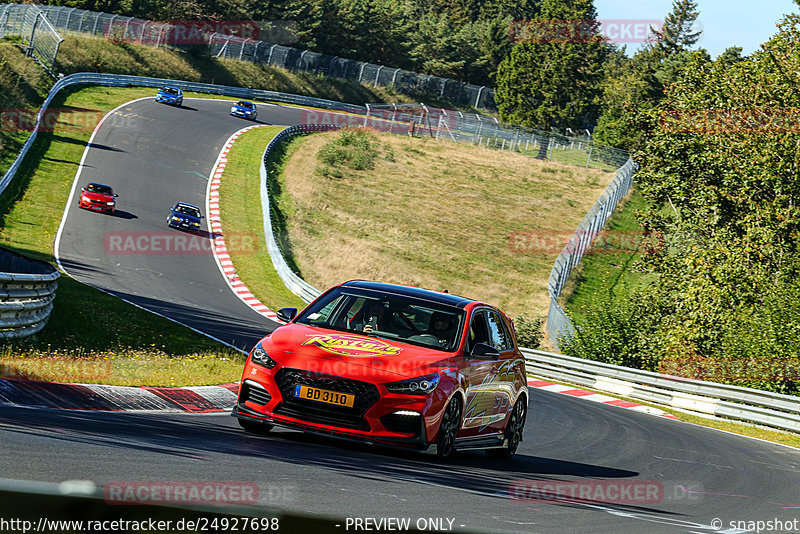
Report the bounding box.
[363,104,630,171]
[0,3,498,110]
[0,3,64,72]
[546,158,636,349]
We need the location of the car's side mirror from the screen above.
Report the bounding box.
[114,194,119,197]
[276,307,297,323]
[80,187,85,192]
[469,343,500,360]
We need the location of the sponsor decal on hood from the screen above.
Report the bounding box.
[301,334,402,358]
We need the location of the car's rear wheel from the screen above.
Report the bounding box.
[436,397,462,459]
[488,397,527,459]
[238,417,273,434]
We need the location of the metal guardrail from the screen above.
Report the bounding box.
[522,348,800,433]
[259,125,330,304]
[0,248,59,339]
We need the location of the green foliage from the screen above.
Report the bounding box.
[651,0,702,56]
[495,0,609,130]
[569,11,800,396]
[316,129,379,175]
[560,293,664,371]
[513,315,543,349]
[50,0,526,87]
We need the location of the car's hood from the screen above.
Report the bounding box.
[158,92,179,98]
[233,105,253,112]
[82,191,113,202]
[171,211,200,223]
[263,323,454,383]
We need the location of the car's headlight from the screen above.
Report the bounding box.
[171,216,180,221]
[385,373,440,395]
[106,201,115,205]
[192,221,200,226]
[231,106,236,112]
[251,343,277,369]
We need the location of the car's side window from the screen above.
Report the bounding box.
[486,311,513,352]
[467,311,491,352]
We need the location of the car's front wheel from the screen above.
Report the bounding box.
[488,397,527,459]
[238,417,274,434]
[436,396,462,459]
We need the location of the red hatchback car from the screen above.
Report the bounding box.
[232,281,528,459]
[79,182,117,214]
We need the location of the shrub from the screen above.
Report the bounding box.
[513,315,543,349]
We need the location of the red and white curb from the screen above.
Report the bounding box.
[527,378,679,420]
[0,378,239,413]
[207,125,278,322]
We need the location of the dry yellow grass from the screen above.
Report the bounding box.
[278,131,613,318]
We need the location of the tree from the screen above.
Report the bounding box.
[651,0,702,56]
[494,0,609,130]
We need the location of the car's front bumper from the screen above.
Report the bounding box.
[232,403,430,450]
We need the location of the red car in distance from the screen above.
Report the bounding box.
[79,182,117,214]
[232,280,529,459]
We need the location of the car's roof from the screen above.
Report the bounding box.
[174,202,201,210]
[161,86,180,90]
[236,100,255,105]
[340,280,474,308]
[87,182,112,188]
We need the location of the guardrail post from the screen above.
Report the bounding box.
[374,65,382,87]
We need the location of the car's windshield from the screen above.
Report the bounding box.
[176,205,201,217]
[162,87,179,95]
[296,287,464,351]
[237,101,254,108]
[87,183,112,195]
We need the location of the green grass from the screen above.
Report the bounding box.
[216,126,306,311]
[518,145,621,173]
[561,189,654,325]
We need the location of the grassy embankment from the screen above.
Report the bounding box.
[0,34,432,385]
[270,129,615,321]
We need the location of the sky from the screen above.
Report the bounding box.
[594,0,798,57]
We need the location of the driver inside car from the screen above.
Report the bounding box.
[351,301,390,334]
[427,312,455,346]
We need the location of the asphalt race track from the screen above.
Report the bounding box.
[6,97,800,532]
[55,97,307,350]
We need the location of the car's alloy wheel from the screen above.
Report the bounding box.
[238,418,274,434]
[489,397,527,458]
[437,397,462,459]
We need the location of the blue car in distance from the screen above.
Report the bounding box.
[230,100,257,120]
[167,202,203,232]
[156,86,183,106]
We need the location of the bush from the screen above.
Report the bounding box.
[513,315,543,349]
[316,129,378,172]
[560,293,662,371]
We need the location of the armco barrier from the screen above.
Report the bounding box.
[0,247,59,338]
[260,125,328,304]
[522,348,800,433]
